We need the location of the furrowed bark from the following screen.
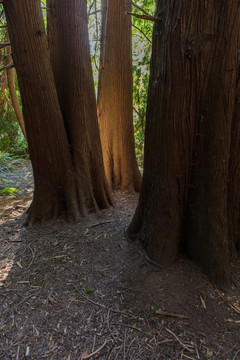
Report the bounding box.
[4,0,80,224]
[128,0,240,287]
[97,0,141,192]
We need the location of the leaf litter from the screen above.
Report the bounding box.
[0,160,240,359]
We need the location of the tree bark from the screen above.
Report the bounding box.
[4,0,112,224]
[6,38,27,140]
[228,76,240,258]
[97,0,142,192]
[128,0,240,287]
[47,0,112,214]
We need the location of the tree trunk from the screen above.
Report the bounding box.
[47,0,112,214]
[228,77,240,258]
[97,0,142,192]
[6,35,27,139]
[128,0,240,287]
[4,0,112,224]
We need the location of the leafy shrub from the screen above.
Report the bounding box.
[0,187,20,195]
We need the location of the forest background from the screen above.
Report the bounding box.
[0,0,154,169]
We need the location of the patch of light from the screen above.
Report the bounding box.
[0,258,14,286]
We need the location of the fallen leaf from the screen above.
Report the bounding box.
[81,350,88,360]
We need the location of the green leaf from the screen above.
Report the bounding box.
[83,288,94,294]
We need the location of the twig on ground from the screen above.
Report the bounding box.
[216,343,239,359]
[71,283,138,319]
[233,349,240,360]
[89,220,114,228]
[156,310,190,320]
[14,290,40,308]
[125,337,138,359]
[1,244,14,255]
[45,287,53,305]
[181,353,197,360]
[123,329,127,360]
[194,336,200,359]
[107,309,117,341]
[165,328,194,353]
[91,335,96,353]
[81,340,108,359]
[112,322,143,333]
[26,245,36,269]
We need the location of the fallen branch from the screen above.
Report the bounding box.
[81,340,108,359]
[156,310,190,320]
[89,220,114,228]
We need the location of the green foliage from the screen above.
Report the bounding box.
[0,1,154,169]
[0,187,20,195]
[9,132,29,158]
[41,0,48,31]
[88,0,102,88]
[0,151,12,166]
[0,105,19,150]
[0,6,29,159]
[0,5,29,159]
[83,288,94,294]
[132,1,155,167]
[0,106,29,157]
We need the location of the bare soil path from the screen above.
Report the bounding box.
[0,160,240,359]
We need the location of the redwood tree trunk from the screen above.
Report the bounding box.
[47,0,112,214]
[97,0,142,192]
[128,0,240,287]
[228,77,240,257]
[4,0,112,224]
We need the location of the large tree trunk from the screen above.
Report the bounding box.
[4,0,112,224]
[47,0,112,214]
[128,0,240,287]
[228,79,240,258]
[97,0,142,192]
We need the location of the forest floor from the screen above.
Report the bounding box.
[0,160,240,360]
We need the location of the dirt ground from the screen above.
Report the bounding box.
[0,160,240,360]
